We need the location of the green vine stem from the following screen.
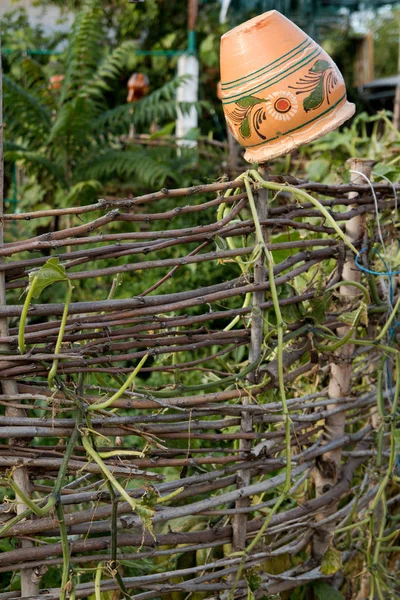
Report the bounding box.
[358,353,400,599]
[224,291,251,332]
[81,432,139,511]
[375,294,400,341]
[48,280,74,390]
[218,176,252,332]
[58,501,70,600]
[18,275,38,354]
[313,302,366,352]
[132,356,263,399]
[249,170,359,256]
[88,353,149,412]
[69,573,77,600]
[94,562,103,600]
[98,449,145,459]
[327,280,370,303]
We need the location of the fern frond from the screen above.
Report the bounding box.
[143,75,191,104]
[93,103,133,134]
[61,0,104,103]
[132,77,208,127]
[81,148,179,187]
[48,95,98,147]
[83,40,137,102]
[93,79,209,136]
[3,74,52,146]
[18,57,57,112]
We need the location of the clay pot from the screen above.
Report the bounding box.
[127,73,150,103]
[220,10,355,163]
[49,75,64,91]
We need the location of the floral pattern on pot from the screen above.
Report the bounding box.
[266,91,298,121]
[230,90,299,140]
[230,95,268,140]
[289,59,339,112]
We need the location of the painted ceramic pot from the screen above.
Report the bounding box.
[127,73,150,103]
[49,75,64,91]
[220,11,355,163]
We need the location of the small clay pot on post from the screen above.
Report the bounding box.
[127,72,150,103]
[127,73,150,137]
[49,75,64,91]
[220,10,355,163]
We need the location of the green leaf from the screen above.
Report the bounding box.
[337,303,368,327]
[183,127,201,141]
[337,310,358,326]
[277,283,305,324]
[245,567,262,592]
[149,121,176,139]
[29,258,69,299]
[303,76,325,112]
[307,295,330,325]
[312,581,345,600]
[240,115,251,138]
[373,162,400,181]
[306,158,331,182]
[236,95,264,109]
[321,545,342,576]
[310,59,331,73]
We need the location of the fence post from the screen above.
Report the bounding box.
[232,166,268,551]
[0,39,40,597]
[313,158,374,560]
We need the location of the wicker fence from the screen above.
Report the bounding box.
[0,169,399,599]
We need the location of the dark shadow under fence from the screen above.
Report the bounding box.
[0,172,399,599]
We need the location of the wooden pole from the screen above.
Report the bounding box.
[0,37,40,597]
[188,0,198,32]
[313,158,374,560]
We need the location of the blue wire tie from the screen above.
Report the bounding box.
[355,246,400,474]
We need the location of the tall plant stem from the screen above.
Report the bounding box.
[58,501,70,600]
[232,169,267,551]
[48,280,74,389]
[18,275,38,354]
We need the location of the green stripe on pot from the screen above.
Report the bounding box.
[222,47,321,104]
[221,39,312,90]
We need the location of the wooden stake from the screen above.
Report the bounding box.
[313,158,374,560]
[0,37,40,597]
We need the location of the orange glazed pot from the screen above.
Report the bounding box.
[127,73,150,103]
[220,11,355,163]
